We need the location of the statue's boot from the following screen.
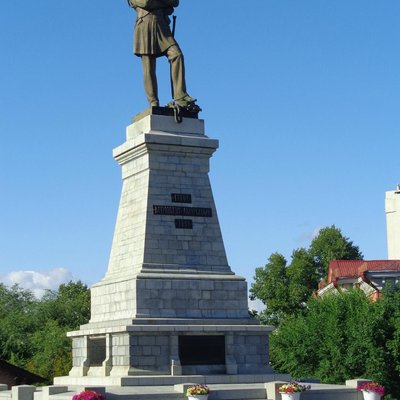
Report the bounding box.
[175,95,197,107]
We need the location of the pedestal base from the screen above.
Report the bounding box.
[64,319,274,380]
[58,114,276,387]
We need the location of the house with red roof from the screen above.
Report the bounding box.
[317,260,400,300]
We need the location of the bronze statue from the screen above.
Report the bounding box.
[128,0,199,111]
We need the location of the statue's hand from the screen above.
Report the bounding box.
[160,0,179,8]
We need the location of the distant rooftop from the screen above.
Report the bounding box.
[327,260,400,284]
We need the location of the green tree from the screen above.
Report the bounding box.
[26,320,72,383]
[250,249,318,325]
[37,281,90,329]
[250,253,289,325]
[26,281,90,381]
[0,281,90,382]
[286,248,318,309]
[0,284,38,367]
[309,225,363,279]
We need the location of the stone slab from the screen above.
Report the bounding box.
[127,115,205,139]
[266,382,363,400]
[55,374,290,387]
[113,131,218,163]
[68,323,274,337]
[77,317,261,331]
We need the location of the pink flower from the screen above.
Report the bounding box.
[72,390,106,400]
[357,382,385,396]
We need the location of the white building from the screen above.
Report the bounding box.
[386,187,400,259]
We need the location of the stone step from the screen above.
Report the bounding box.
[119,373,290,386]
[37,381,367,400]
[45,390,180,400]
[55,374,291,387]
[300,387,360,400]
[9,382,366,400]
[48,390,270,400]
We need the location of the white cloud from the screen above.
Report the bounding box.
[296,226,322,243]
[248,297,265,313]
[0,268,75,298]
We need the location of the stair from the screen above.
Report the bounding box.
[27,380,366,400]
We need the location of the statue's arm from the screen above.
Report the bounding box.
[129,0,148,8]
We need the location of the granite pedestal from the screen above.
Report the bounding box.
[55,112,275,385]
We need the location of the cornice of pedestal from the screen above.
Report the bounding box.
[112,115,219,166]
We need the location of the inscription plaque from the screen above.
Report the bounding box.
[175,219,193,229]
[153,205,212,218]
[179,335,226,365]
[171,193,192,204]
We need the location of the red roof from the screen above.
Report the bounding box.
[327,260,400,284]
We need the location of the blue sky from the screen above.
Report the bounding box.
[1,1,399,300]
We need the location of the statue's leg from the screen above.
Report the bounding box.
[166,45,196,104]
[141,55,159,106]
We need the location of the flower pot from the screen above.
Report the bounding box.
[280,393,301,400]
[187,396,208,400]
[361,391,381,400]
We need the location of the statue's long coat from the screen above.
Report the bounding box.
[130,0,179,56]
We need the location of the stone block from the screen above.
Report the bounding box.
[131,347,142,356]
[142,347,152,356]
[151,346,161,356]
[246,336,262,345]
[40,386,69,400]
[265,382,288,400]
[11,386,36,400]
[139,356,156,367]
[159,346,170,357]
[139,336,156,346]
[346,378,372,388]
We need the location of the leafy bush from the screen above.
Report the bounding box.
[270,289,400,399]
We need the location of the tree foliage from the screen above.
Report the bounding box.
[309,225,363,278]
[250,225,362,324]
[250,253,290,325]
[0,284,38,365]
[286,248,318,308]
[250,250,319,325]
[270,289,400,399]
[0,281,90,383]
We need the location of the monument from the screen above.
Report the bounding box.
[0,5,374,400]
[55,1,277,387]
